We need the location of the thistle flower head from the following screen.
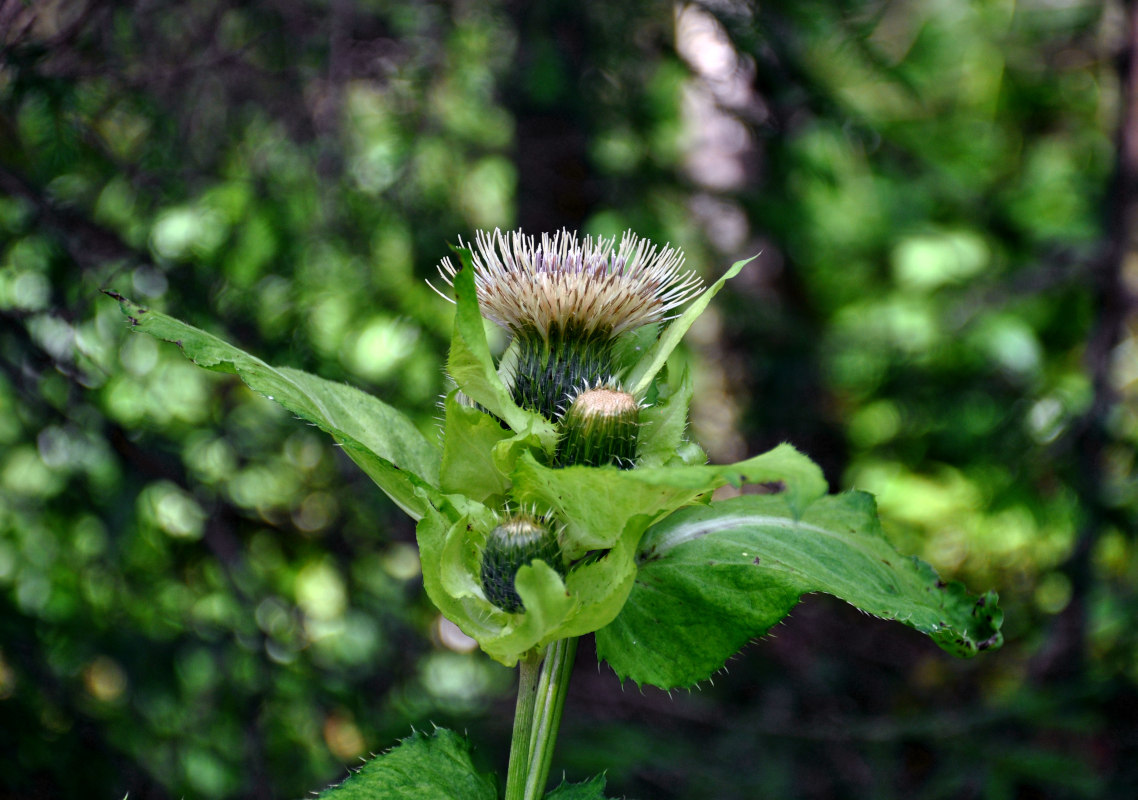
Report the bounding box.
[436,228,702,341]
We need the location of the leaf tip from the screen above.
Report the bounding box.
[103,289,150,327]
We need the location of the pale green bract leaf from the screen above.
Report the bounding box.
[438,391,546,505]
[445,249,558,450]
[440,391,513,503]
[316,728,496,800]
[416,505,494,638]
[495,559,575,658]
[416,486,639,665]
[492,429,547,481]
[624,254,756,396]
[512,443,826,559]
[638,442,828,515]
[636,365,696,468]
[595,492,1005,690]
[443,442,827,651]
[107,292,441,520]
[427,492,643,652]
[556,523,641,638]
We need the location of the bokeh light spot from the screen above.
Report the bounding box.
[323,710,367,761]
[83,655,128,704]
[295,560,347,621]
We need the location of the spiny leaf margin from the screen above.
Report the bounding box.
[545,773,619,799]
[316,727,496,799]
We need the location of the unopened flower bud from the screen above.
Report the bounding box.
[557,386,640,468]
[480,514,564,613]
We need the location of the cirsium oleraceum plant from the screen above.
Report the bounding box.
[107,229,1003,800]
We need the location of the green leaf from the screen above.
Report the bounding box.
[317,728,497,799]
[440,392,513,503]
[545,774,614,799]
[596,492,1003,689]
[636,366,697,468]
[445,250,557,449]
[455,443,827,650]
[624,254,755,396]
[556,524,641,639]
[107,292,441,520]
[512,443,826,559]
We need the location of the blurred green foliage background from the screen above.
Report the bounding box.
[2,0,1136,797]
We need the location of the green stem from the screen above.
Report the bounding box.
[505,652,543,800]
[524,637,578,799]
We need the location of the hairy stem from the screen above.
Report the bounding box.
[505,651,543,800]
[524,637,578,799]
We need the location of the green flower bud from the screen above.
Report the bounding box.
[557,386,640,468]
[480,514,564,613]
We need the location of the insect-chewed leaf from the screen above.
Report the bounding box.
[596,491,1004,690]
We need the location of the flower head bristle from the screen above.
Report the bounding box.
[435,228,702,341]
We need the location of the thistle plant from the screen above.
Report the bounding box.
[107,228,1003,799]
